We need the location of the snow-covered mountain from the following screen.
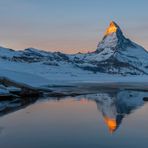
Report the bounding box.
[0,21,148,76]
[73,21,148,75]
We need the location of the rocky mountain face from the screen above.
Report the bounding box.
[0,21,148,75]
[74,21,148,75]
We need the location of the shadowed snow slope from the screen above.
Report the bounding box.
[0,21,148,86]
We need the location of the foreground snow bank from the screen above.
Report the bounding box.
[0,69,50,87]
[0,62,148,88]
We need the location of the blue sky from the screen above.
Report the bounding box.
[0,0,148,53]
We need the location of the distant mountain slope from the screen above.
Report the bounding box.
[0,21,148,75]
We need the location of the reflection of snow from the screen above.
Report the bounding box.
[0,89,147,134]
[84,90,148,133]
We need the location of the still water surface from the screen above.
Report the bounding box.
[0,90,148,148]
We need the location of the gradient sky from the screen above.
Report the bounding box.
[0,0,148,53]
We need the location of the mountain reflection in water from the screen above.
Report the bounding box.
[82,90,147,133]
[0,89,147,133]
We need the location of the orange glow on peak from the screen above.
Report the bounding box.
[104,21,118,36]
[104,116,117,133]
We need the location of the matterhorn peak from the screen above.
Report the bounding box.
[96,21,129,50]
[104,21,121,36]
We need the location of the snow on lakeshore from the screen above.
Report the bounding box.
[0,61,148,87]
[0,69,50,87]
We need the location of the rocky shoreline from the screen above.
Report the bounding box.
[0,77,43,99]
[1,76,148,101]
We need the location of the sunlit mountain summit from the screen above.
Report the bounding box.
[97,21,129,50]
[104,21,119,36]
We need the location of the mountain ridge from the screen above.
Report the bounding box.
[0,21,148,75]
